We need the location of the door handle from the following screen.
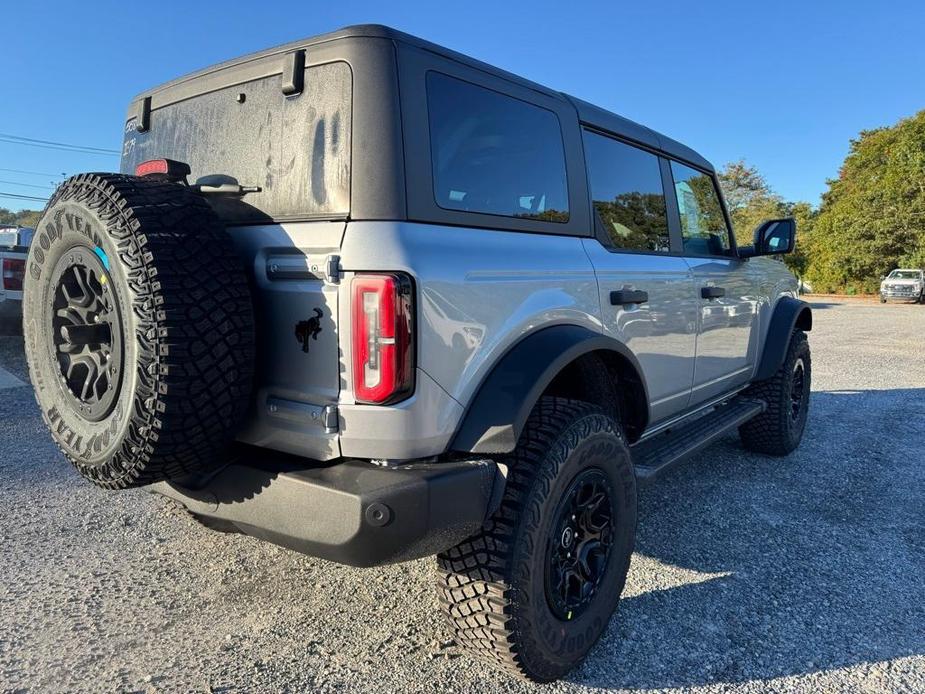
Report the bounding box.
[701,286,726,299]
[610,289,649,306]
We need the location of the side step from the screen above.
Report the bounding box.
[631,397,765,483]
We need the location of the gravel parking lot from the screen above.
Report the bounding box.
[1,300,923,694]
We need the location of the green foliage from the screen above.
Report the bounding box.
[717,160,815,279]
[719,160,787,237]
[0,207,42,228]
[805,109,925,293]
[595,191,669,251]
[783,200,816,278]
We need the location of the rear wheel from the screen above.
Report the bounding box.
[437,397,636,682]
[739,330,811,455]
[23,173,255,488]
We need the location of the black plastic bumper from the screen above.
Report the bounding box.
[151,457,505,567]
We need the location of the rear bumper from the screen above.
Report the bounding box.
[151,456,505,567]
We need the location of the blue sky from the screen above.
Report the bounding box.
[2,0,923,211]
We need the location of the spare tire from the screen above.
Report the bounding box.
[23,173,255,489]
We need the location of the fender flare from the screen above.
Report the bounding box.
[450,325,649,454]
[755,296,813,380]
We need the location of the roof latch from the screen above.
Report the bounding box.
[135,96,151,133]
[282,49,306,96]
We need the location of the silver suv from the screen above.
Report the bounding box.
[22,25,812,682]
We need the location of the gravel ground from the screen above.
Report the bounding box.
[1,301,923,693]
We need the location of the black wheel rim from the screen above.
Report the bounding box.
[790,357,806,422]
[545,468,615,621]
[50,246,124,421]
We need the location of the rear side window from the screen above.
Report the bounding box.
[426,72,569,223]
[670,161,731,255]
[582,130,670,252]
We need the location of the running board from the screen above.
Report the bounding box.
[631,398,766,482]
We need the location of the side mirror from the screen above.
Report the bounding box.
[738,218,796,258]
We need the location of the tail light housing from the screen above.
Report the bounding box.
[351,273,414,404]
[135,158,191,182]
[2,257,25,291]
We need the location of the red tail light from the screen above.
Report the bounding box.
[135,158,191,182]
[2,257,25,291]
[351,273,414,404]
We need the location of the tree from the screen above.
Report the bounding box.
[0,207,43,228]
[806,109,925,293]
[716,160,816,279]
[783,200,815,279]
[718,160,787,238]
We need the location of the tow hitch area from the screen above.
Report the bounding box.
[151,456,505,567]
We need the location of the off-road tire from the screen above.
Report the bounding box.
[23,173,255,489]
[437,397,636,682]
[739,330,810,455]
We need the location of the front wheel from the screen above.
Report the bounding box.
[437,397,636,682]
[739,330,811,455]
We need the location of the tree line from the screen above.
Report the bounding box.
[719,109,925,294]
[0,208,42,228]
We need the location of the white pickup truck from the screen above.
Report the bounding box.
[0,226,31,330]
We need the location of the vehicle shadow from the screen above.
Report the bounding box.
[572,387,925,689]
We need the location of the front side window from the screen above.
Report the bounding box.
[583,130,670,252]
[670,161,731,255]
[426,72,569,223]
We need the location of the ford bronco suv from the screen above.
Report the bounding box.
[22,25,812,682]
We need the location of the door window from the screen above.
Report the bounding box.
[426,72,569,223]
[582,130,670,252]
[670,161,731,256]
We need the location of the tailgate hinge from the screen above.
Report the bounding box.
[325,255,341,284]
[322,405,339,434]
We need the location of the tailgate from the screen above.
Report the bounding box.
[229,221,345,460]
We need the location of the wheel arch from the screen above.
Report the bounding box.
[450,325,650,454]
[755,296,812,381]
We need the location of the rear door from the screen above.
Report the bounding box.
[667,161,758,405]
[580,130,698,423]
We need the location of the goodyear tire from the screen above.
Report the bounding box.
[23,173,255,489]
[437,397,636,682]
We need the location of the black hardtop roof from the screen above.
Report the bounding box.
[134,23,713,172]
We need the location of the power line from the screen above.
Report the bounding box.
[0,179,55,191]
[0,136,119,156]
[0,191,49,203]
[0,167,66,178]
[0,132,120,156]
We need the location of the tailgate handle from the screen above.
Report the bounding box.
[610,289,649,306]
